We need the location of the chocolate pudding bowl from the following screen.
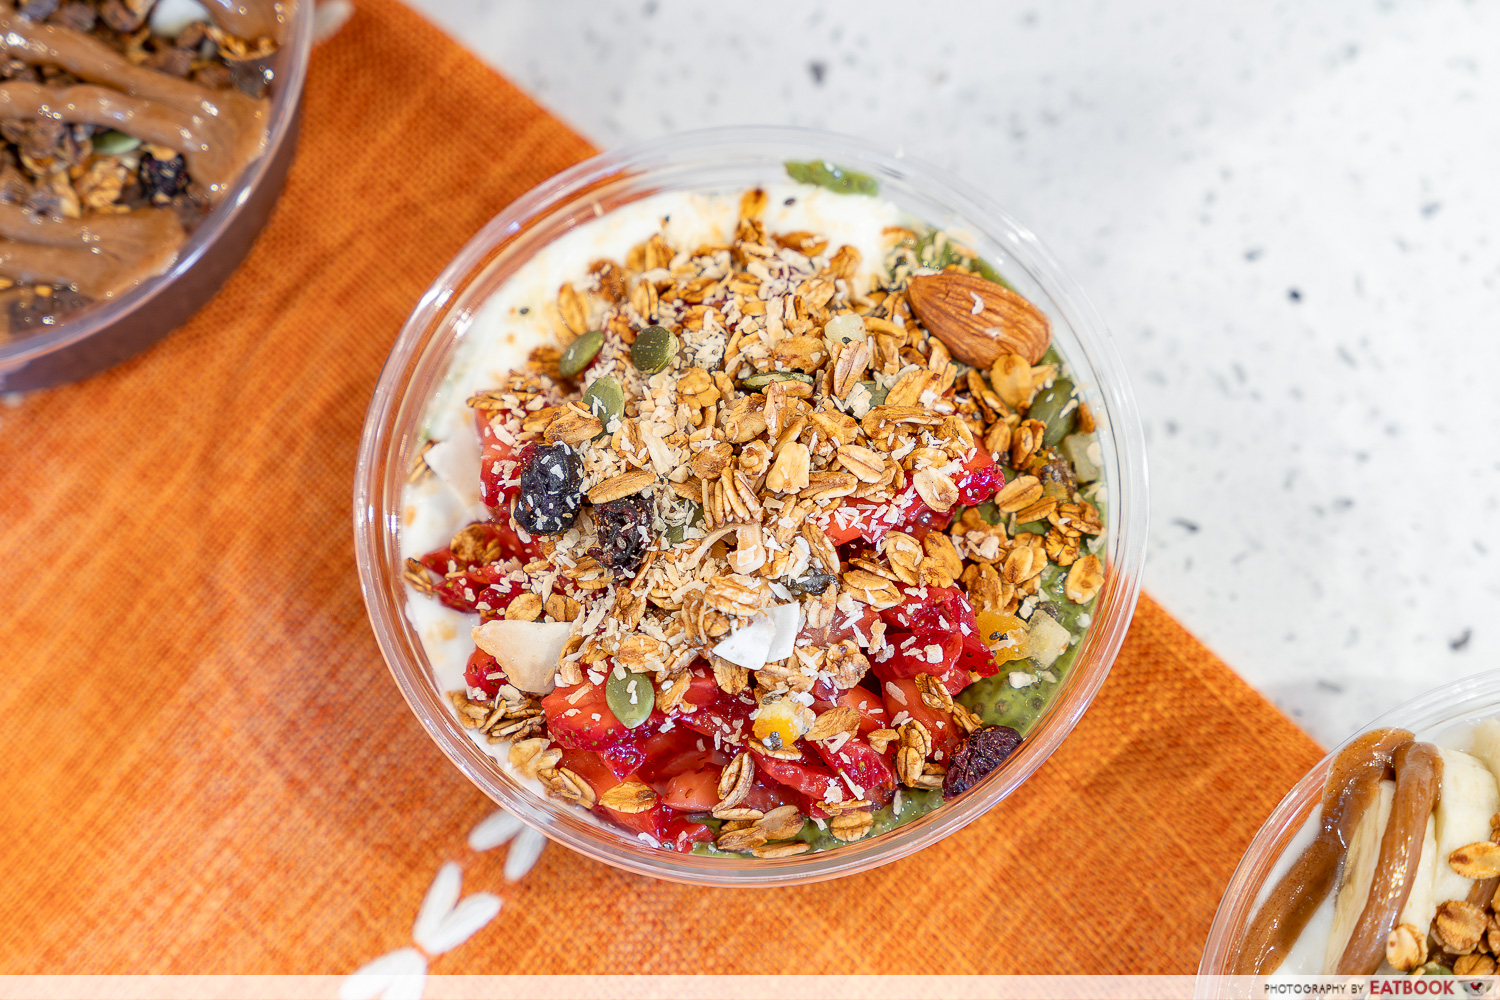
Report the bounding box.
[0,0,311,392]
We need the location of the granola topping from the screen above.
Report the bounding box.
[402,182,1108,857]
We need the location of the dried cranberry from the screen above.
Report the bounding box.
[512,443,583,535]
[591,492,654,574]
[943,725,1023,798]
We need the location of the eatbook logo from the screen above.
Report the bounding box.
[1461,981,1493,998]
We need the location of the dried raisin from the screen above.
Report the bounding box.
[591,493,654,574]
[942,725,1022,798]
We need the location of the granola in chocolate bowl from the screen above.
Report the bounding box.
[401,172,1109,857]
[0,0,287,340]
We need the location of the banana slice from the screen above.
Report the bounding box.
[1465,719,1500,796]
[1324,779,1395,972]
[1396,814,1439,949]
[1431,747,1500,906]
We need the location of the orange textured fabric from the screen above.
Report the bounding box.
[0,0,1323,975]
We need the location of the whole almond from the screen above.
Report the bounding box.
[906,271,1050,366]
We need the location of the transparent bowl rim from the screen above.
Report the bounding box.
[1197,667,1500,985]
[353,125,1150,886]
[0,1,315,371]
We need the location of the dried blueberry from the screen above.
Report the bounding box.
[139,151,188,203]
[512,443,583,536]
[591,493,654,575]
[942,725,1023,798]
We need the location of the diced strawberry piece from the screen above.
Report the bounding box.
[473,578,526,620]
[554,748,673,839]
[543,681,629,752]
[674,663,755,744]
[742,777,798,813]
[659,766,722,811]
[463,647,505,697]
[813,736,897,806]
[880,678,962,759]
[877,585,990,683]
[636,728,717,784]
[420,547,459,575]
[752,751,846,803]
[430,570,492,613]
[661,817,715,852]
[871,630,969,695]
[825,687,891,734]
[954,446,1003,506]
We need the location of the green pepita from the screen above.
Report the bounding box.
[581,375,624,431]
[92,130,141,156]
[975,500,1002,526]
[741,371,814,391]
[605,667,655,729]
[667,501,704,544]
[784,159,879,196]
[858,380,890,406]
[557,329,603,379]
[630,325,679,375]
[1028,378,1076,448]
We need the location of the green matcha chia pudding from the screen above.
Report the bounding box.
[397,164,1108,857]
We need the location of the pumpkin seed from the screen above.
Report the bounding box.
[605,668,655,729]
[741,371,814,391]
[858,380,890,406]
[581,375,623,432]
[975,500,1002,526]
[666,501,703,544]
[92,130,141,155]
[558,329,603,378]
[630,325,678,374]
[784,159,879,196]
[1027,378,1076,447]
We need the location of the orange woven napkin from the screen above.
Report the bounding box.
[0,0,1322,975]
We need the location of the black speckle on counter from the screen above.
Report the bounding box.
[1171,517,1200,533]
[1244,248,1262,261]
[1317,679,1345,693]
[1421,201,1442,217]
[808,60,826,85]
[1451,629,1473,652]
[1288,287,1302,302]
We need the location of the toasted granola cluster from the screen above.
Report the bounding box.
[409,187,1106,853]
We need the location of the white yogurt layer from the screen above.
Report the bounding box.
[398,183,903,783]
[1257,717,1500,975]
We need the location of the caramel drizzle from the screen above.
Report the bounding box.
[0,203,182,296]
[1233,727,1415,976]
[0,2,275,304]
[1335,741,1443,974]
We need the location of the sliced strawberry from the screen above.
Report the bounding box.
[813,736,897,806]
[555,748,673,839]
[463,647,505,697]
[661,817,715,852]
[752,751,846,803]
[543,681,629,752]
[828,686,891,734]
[636,728,718,784]
[871,630,969,695]
[659,766,723,812]
[880,677,963,760]
[674,663,755,744]
[954,446,1003,505]
[430,570,493,613]
[797,600,881,649]
[742,777,798,813]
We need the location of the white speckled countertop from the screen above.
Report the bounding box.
[403,0,1500,748]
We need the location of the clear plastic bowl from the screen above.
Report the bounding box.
[1198,668,1500,989]
[0,2,313,392]
[353,126,1149,886]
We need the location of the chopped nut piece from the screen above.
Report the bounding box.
[1386,922,1427,973]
